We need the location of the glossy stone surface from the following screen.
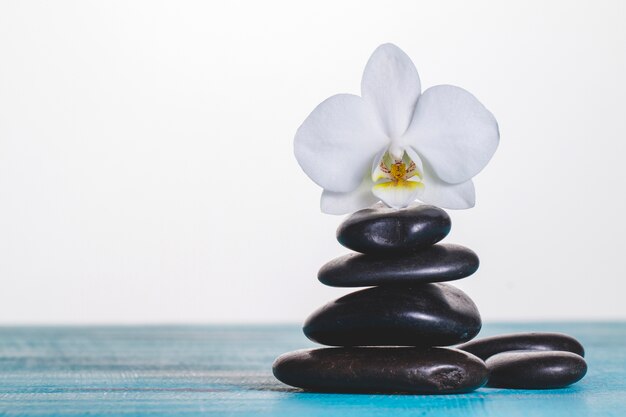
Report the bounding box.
[456,332,585,360]
[273,347,488,394]
[486,351,587,389]
[303,284,481,346]
[336,203,451,255]
[318,244,479,287]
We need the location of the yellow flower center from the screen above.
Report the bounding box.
[371,150,426,209]
[372,150,424,190]
[390,161,407,181]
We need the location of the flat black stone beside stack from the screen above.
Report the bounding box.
[272,203,587,393]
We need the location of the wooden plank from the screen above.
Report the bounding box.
[0,323,623,416]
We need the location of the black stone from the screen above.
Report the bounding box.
[486,351,587,389]
[303,284,481,346]
[336,203,451,255]
[456,332,585,360]
[318,244,479,287]
[273,347,488,394]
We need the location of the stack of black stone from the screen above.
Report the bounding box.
[273,204,587,394]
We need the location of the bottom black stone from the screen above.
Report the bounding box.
[486,351,587,389]
[272,347,488,394]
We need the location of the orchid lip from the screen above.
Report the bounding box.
[369,149,426,208]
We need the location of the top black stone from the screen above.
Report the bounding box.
[336,203,451,255]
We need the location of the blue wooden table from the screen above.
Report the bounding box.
[0,322,623,416]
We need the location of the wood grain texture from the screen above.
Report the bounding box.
[0,323,623,416]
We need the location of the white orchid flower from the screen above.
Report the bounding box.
[294,43,499,214]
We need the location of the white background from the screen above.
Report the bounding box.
[1,1,624,324]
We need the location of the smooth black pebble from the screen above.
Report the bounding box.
[304,283,481,346]
[336,203,451,255]
[273,347,488,394]
[318,244,479,287]
[486,351,587,389]
[456,332,585,360]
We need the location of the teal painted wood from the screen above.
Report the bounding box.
[0,322,623,416]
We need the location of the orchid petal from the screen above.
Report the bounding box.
[418,158,476,209]
[294,94,387,193]
[321,175,379,215]
[373,180,424,209]
[404,85,499,184]
[361,43,421,140]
